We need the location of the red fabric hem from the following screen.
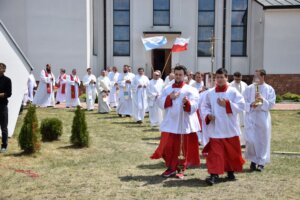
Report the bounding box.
[151,132,200,170]
[184,100,191,112]
[202,136,245,174]
[225,100,233,114]
[164,95,173,108]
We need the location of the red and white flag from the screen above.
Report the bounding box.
[171,37,190,52]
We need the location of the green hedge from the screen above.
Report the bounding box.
[40,118,63,141]
[18,104,41,154]
[281,92,300,102]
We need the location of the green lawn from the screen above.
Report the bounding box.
[0,108,300,200]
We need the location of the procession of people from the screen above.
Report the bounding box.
[10,62,276,185]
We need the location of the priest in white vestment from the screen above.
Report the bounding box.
[201,68,245,185]
[151,65,201,179]
[229,72,248,146]
[244,69,276,172]
[97,70,111,113]
[108,66,120,108]
[147,71,164,127]
[55,68,67,104]
[66,69,81,108]
[131,68,149,123]
[116,65,135,117]
[82,68,97,111]
[33,64,55,107]
[27,71,37,102]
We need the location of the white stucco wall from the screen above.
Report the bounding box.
[0,0,90,79]
[0,22,31,136]
[263,9,300,74]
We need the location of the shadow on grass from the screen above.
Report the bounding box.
[141,137,161,141]
[137,162,165,170]
[57,144,87,149]
[99,116,120,119]
[119,175,165,185]
[163,178,209,188]
[112,121,137,125]
[142,128,160,133]
[4,151,35,157]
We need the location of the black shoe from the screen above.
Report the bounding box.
[205,174,219,186]
[226,171,236,181]
[241,145,246,148]
[125,115,131,117]
[137,120,143,124]
[118,114,122,117]
[257,165,264,172]
[56,101,60,105]
[250,162,257,171]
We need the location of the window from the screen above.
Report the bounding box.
[113,0,130,56]
[198,0,215,57]
[93,0,98,56]
[153,0,170,26]
[231,0,248,56]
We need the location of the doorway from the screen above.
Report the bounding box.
[152,49,171,79]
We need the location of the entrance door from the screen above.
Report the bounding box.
[152,49,171,79]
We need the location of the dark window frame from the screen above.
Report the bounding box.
[198,0,215,57]
[231,1,248,57]
[153,0,170,26]
[113,0,130,56]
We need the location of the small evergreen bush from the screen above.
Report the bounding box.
[70,106,89,147]
[40,118,63,141]
[18,104,41,154]
[282,92,300,102]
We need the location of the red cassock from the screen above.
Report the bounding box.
[150,81,200,171]
[202,84,245,174]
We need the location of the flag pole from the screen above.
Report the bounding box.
[161,51,172,76]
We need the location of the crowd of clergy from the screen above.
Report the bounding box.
[25,63,275,186]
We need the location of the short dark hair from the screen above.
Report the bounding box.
[216,68,228,77]
[0,63,6,69]
[233,71,241,77]
[174,65,187,75]
[195,72,203,76]
[60,68,66,73]
[138,67,144,72]
[256,69,266,76]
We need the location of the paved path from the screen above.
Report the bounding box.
[54,102,300,110]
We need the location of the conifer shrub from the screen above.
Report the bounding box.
[18,104,41,154]
[70,106,89,147]
[40,118,63,141]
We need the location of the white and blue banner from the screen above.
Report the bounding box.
[141,36,167,51]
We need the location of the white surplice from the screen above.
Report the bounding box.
[56,73,67,103]
[147,78,164,127]
[117,72,135,115]
[243,83,276,165]
[131,75,149,121]
[33,70,55,107]
[28,73,37,102]
[65,74,81,108]
[201,86,245,139]
[108,71,120,107]
[191,81,204,92]
[230,80,248,145]
[82,74,97,110]
[159,84,201,134]
[97,76,111,113]
[197,90,210,146]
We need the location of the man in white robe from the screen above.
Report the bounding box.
[244,69,276,172]
[201,68,245,185]
[131,68,149,123]
[229,72,248,146]
[187,70,196,86]
[191,72,205,92]
[108,66,120,108]
[33,64,55,107]
[66,69,81,108]
[27,70,37,102]
[55,68,67,104]
[151,65,201,179]
[82,68,97,111]
[147,71,164,127]
[117,65,135,117]
[97,70,111,114]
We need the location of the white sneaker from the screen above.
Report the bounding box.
[0,148,7,153]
